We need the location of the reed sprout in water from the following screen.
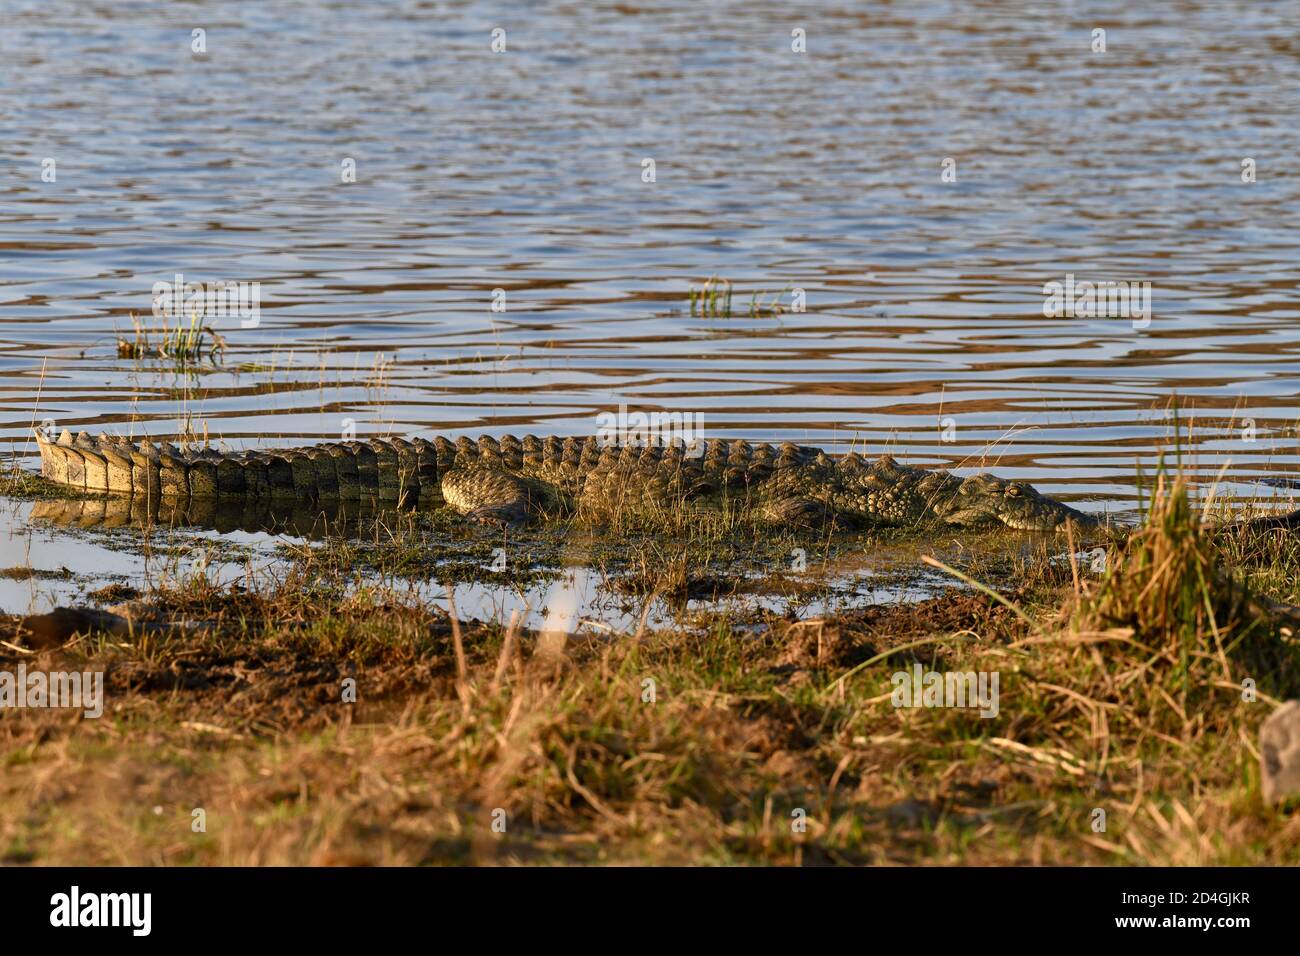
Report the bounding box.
[688,277,794,317]
[116,310,226,365]
[688,275,732,317]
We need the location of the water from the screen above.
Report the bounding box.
[0,491,968,622]
[4,0,1300,614]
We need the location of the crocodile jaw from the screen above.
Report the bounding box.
[997,506,1098,532]
[932,474,1096,532]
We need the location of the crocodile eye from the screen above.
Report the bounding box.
[1005,484,1022,498]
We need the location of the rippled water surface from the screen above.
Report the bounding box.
[4,1,1300,595]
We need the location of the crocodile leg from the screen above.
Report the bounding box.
[440,467,533,526]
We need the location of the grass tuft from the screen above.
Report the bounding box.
[116,311,225,365]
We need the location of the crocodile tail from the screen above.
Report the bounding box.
[32,431,445,506]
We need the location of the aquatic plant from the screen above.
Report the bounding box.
[687,277,794,317]
[688,276,732,317]
[116,310,226,365]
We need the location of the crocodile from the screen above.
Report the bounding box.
[31,428,1099,533]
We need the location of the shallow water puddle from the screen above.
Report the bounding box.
[424,564,959,635]
[1,491,998,630]
[0,496,273,614]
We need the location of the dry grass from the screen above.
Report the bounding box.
[2,469,1299,865]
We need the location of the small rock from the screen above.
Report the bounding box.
[1260,699,1300,806]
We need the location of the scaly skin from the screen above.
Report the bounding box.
[32,428,1097,532]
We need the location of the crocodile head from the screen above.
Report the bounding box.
[932,474,1096,531]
